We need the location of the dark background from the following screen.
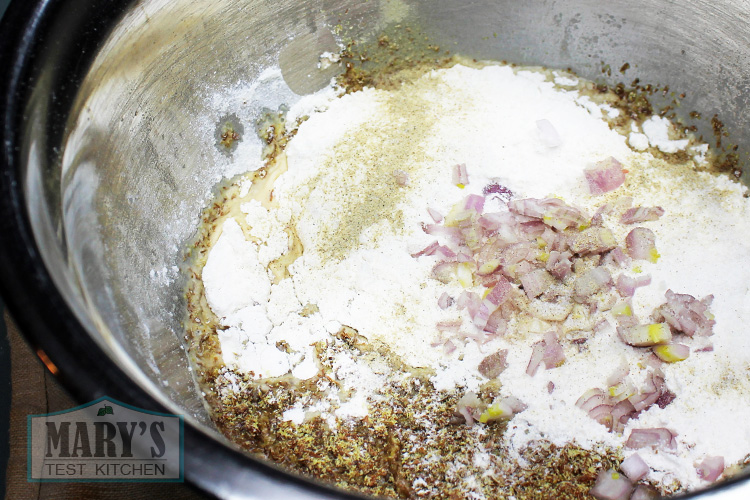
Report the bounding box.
[0,0,10,461]
[2,6,16,500]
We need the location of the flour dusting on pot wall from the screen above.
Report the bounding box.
[180,34,750,499]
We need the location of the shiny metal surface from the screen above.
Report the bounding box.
[20,0,750,497]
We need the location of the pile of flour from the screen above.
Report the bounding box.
[200,63,750,491]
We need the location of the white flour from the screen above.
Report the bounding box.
[200,63,750,492]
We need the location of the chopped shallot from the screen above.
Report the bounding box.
[508,197,587,229]
[526,342,546,377]
[392,169,409,186]
[573,267,612,302]
[618,323,671,347]
[606,364,630,387]
[427,207,444,223]
[527,331,565,376]
[536,119,563,148]
[411,241,440,258]
[630,485,659,500]
[620,206,665,224]
[625,227,659,263]
[485,277,512,306]
[653,289,715,336]
[620,453,649,481]
[590,469,633,500]
[546,250,573,279]
[464,193,485,213]
[520,269,555,299]
[652,343,690,363]
[615,274,652,297]
[569,227,617,255]
[456,392,482,426]
[585,157,626,195]
[696,456,725,482]
[437,292,453,310]
[625,428,677,451]
[452,163,469,187]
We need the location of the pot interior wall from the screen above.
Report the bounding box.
[39,0,750,439]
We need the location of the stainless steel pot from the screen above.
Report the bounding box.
[1,0,749,498]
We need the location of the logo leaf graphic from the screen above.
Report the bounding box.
[97,405,114,416]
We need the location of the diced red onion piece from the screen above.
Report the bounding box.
[431,261,457,284]
[616,274,651,297]
[625,428,677,451]
[452,163,469,186]
[457,392,481,426]
[436,320,462,332]
[456,251,473,263]
[548,381,555,393]
[502,395,528,413]
[520,269,555,299]
[542,331,565,369]
[621,206,665,224]
[591,203,611,226]
[526,342,546,376]
[436,245,457,260]
[606,364,630,387]
[546,250,573,280]
[630,485,659,500]
[428,207,444,223]
[594,318,611,334]
[437,292,453,310]
[590,469,633,500]
[611,399,636,432]
[444,340,456,354]
[411,240,440,258]
[655,389,676,409]
[589,404,614,431]
[393,169,409,186]
[484,277,512,306]
[500,243,534,267]
[508,198,548,218]
[574,267,612,302]
[423,223,463,243]
[696,456,725,482]
[544,204,589,231]
[472,302,491,331]
[618,323,671,347]
[620,453,649,481]
[585,157,626,195]
[569,227,617,255]
[654,289,715,337]
[576,389,608,412]
[616,275,636,297]
[520,220,547,237]
[625,227,658,262]
[508,198,586,229]
[653,343,690,363]
[536,119,563,148]
[484,310,507,335]
[478,350,509,379]
[464,194,485,214]
[607,247,631,268]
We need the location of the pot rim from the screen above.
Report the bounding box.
[0,1,748,499]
